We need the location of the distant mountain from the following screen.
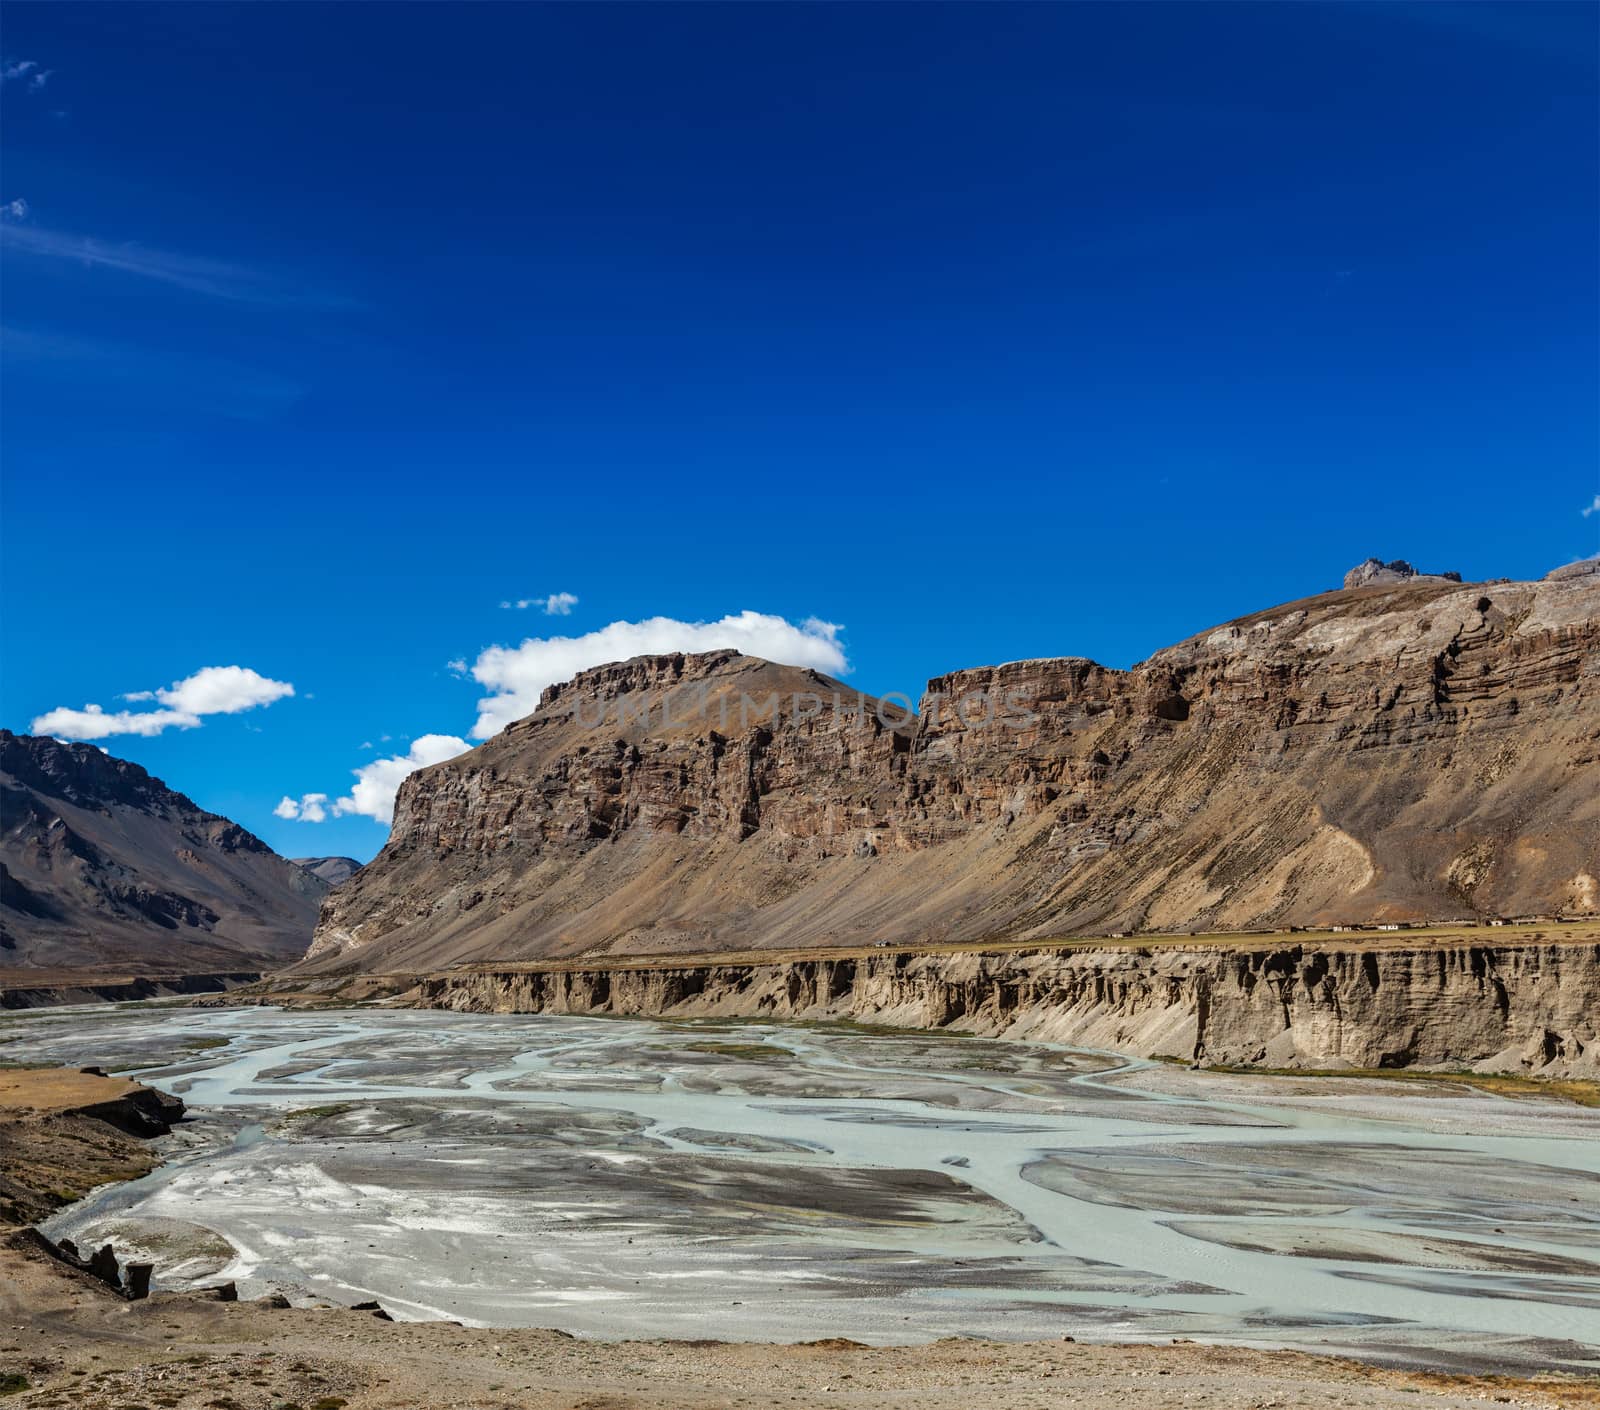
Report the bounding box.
[292,856,362,887]
[306,564,1599,973]
[1,731,326,976]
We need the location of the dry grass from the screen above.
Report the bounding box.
[0,1067,144,1115]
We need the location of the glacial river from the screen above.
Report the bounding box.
[10,1004,1600,1373]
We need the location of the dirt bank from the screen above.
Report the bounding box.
[0,1068,184,1226]
[0,969,264,1010]
[407,936,1600,1079]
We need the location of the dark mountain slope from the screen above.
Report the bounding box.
[1,732,326,975]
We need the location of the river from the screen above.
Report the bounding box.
[9,1004,1598,1374]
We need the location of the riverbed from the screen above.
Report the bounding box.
[8,1004,1598,1375]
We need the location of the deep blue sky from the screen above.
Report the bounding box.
[3,2,1596,861]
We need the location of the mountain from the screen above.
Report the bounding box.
[304,563,1600,975]
[292,856,363,887]
[1,732,327,975]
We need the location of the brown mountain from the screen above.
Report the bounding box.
[292,856,363,887]
[1,731,327,975]
[305,563,1600,975]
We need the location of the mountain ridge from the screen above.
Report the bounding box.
[1,730,326,975]
[304,565,1600,974]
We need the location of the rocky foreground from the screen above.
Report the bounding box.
[2,1068,1595,1410]
[305,563,1600,976]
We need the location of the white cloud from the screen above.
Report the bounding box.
[31,704,201,739]
[324,735,472,824]
[2,198,27,221]
[1582,494,1600,519]
[466,611,848,740]
[154,665,294,715]
[500,592,580,615]
[278,607,843,827]
[274,792,330,823]
[31,664,294,740]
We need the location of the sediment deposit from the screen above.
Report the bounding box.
[416,937,1600,1077]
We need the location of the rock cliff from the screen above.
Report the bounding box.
[414,938,1600,1077]
[306,567,1600,973]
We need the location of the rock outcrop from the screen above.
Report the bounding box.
[0,1068,184,1299]
[417,938,1600,1078]
[1,732,327,977]
[1342,557,1462,590]
[307,568,1600,973]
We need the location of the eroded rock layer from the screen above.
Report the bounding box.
[308,568,1600,973]
[417,940,1600,1077]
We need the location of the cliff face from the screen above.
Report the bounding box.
[308,568,1600,973]
[1,732,327,976]
[416,941,1600,1079]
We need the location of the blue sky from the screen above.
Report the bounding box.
[2,2,1596,862]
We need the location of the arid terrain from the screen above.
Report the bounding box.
[306,564,1600,977]
[385,920,1600,1077]
[3,563,1598,1406]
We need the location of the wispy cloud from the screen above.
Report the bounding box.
[1582,494,1600,519]
[1,58,52,91]
[32,665,295,740]
[0,220,353,308]
[500,591,580,615]
[3,324,306,421]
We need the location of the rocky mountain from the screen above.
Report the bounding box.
[1341,557,1462,590]
[305,564,1600,975]
[1,732,327,975]
[292,856,363,887]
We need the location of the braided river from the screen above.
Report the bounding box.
[10,1005,1599,1374]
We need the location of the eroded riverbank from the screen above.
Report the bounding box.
[6,1003,1598,1380]
[408,936,1600,1078]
